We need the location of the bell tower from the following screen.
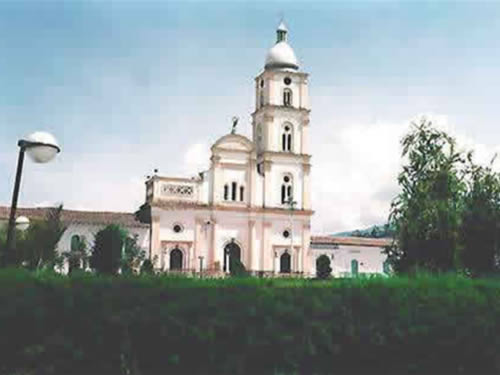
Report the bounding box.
[251,21,311,210]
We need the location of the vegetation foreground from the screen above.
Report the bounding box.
[0,270,499,374]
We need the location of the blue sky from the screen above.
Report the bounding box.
[2,0,500,232]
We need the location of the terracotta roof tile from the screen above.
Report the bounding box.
[0,206,148,228]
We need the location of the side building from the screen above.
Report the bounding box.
[0,206,390,277]
[0,206,150,272]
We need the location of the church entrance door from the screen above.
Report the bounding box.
[223,241,241,273]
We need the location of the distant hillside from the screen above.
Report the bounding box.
[334,224,394,239]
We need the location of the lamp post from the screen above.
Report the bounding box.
[4,132,60,265]
[198,256,204,278]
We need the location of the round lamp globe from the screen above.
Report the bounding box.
[25,131,60,163]
[15,216,30,231]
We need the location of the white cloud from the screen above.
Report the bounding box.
[183,142,210,176]
[310,113,500,234]
[311,119,406,233]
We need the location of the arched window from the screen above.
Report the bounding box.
[280,251,291,273]
[283,88,292,107]
[170,248,183,270]
[224,184,229,200]
[281,124,292,152]
[70,235,80,252]
[281,174,293,204]
[231,182,237,201]
[239,186,244,202]
[351,259,359,276]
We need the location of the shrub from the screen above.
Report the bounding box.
[90,224,127,275]
[316,254,332,279]
[229,257,249,277]
[140,259,154,274]
[0,271,499,374]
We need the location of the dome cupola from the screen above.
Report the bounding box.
[264,21,299,71]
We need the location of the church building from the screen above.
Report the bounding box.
[0,23,390,278]
[145,22,314,276]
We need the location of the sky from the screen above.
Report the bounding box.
[2,0,500,233]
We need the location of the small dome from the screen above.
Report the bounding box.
[265,41,299,71]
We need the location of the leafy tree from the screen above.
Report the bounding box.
[134,203,151,224]
[90,224,127,275]
[62,235,88,274]
[460,153,500,276]
[121,235,146,275]
[388,118,466,273]
[316,254,332,279]
[140,258,155,274]
[21,205,66,270]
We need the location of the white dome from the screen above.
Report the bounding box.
[265,41,299,71]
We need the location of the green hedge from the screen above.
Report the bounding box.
[0,270,499,374]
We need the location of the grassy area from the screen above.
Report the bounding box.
[0,269,499,374]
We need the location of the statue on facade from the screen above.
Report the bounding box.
[231,116,239,134]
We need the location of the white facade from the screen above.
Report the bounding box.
[310,238,391,277]
[146,23,314,276]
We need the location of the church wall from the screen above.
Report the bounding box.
[157,210,196,242]
[266,71,308,110]
[269,163,304,208]
[213,211,250,270]
[255,172,264,207]
[56,222,149,256]
[310,245,388,277]
[270,218,303,247]
[199,177,210,204]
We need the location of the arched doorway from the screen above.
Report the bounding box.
[170,248,183,270]
[223,241,241,273]
[280,251,291,273]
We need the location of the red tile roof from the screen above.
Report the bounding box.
[311,236,392,248]
[0,206,149,228]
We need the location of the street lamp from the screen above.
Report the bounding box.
[4,131,60,265]
[15,216,30,232]
[198,256,204,278]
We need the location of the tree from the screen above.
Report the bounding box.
[316,255,332,279]
[62,235,88,274]
[140,258,155,274]
[21,205,66,270]
[388,118,466,273]
[460,153,500,276]
[90,224,127,275]
[229,257,249,277]
[121,235,146,275]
